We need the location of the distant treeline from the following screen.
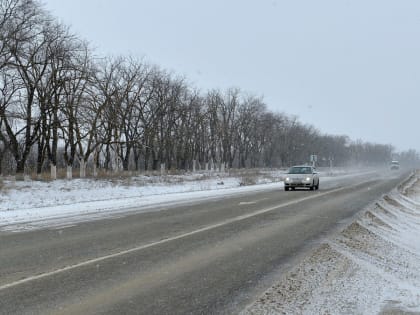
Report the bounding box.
[0,0,418,178]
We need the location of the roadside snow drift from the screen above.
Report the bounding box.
[242,172,420,315]
[0,168,367,233]
[0,171,286,232]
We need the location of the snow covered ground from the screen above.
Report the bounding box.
[242,172,420,315]
[0,168,364,232]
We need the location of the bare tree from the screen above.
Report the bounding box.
[60,41,93,179]
[0,0,49,175]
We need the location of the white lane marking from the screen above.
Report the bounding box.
[239,201,257,205]
[239,198,269,205]
[51,225,77,230]
[0,181,372,291]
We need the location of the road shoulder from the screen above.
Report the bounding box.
[241,172,420,315]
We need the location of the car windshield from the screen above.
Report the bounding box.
[288,167,312,174]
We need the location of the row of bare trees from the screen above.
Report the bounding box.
[0,0,417,178]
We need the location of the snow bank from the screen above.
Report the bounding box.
[0,172,280,232]
[0,168,377,232]
[242,172,420,315]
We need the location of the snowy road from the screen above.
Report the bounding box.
[0,170,408,314]
[0,168,375,232]
[243,172,420,314]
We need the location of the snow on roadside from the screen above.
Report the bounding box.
[0,173,275,232]
[242,172,420,315]
[0,168,374,232]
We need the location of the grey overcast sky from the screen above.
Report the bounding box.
[42,0,420,151]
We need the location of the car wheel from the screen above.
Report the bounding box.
[315,181,319,190]
[310,181,314,190]
[285,187,289,191]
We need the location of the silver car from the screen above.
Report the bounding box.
[284,165,319,191]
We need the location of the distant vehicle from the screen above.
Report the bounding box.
[284,165,319,191]
[390,160,400,170]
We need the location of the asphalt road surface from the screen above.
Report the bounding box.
[0,170,409,315]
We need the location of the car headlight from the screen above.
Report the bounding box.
[285,177,290,181]
[305,177,311,181]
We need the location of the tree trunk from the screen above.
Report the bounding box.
[16,159,25,178]
[122,152,130,171]
[66,165,72,179]
[93,163,98,177]
[133,149,140,171]
[80,159,86,178]
[93,149,98,177]
[50,164,57,180]
[36,140,45,175]
[104,144,111,171]
[144,147,150,171]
